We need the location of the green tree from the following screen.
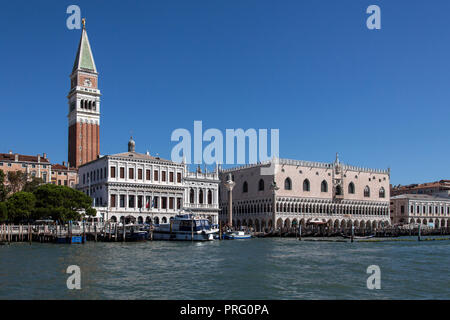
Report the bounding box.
[6,191,36,223]
[33,184,96,222]
[0,202,7,222]
[23,176,44,193]
[0,170,9,202]
[7,171,28,194]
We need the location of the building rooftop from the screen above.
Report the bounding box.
[220,157,390,174]
[391,180,450,192]
[391,194,450,201]
[109,151,176,164]
[0,152,50,164]
[51,163,77,172]
[72,21,97,73]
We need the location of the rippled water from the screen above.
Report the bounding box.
[1,238,449,299]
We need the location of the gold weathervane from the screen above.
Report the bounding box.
[82,18,86,29]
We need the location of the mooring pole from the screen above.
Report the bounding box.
[351,224,354,243]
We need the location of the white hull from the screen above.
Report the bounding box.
[152,231,214,241]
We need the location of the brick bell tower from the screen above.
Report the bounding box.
[68,19,100,168]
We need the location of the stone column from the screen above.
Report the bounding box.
[224,174,235,228]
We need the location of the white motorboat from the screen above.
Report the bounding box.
[151,213,216,241]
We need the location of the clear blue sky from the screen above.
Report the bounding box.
[1,0,449,185]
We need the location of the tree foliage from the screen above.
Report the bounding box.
[0,169,9,202]
[23,176,44,193]
[6,191,36,223]
[0,181,96,223]
[33,184,96,222]
[7,171,28,194]
[0,201,7,222]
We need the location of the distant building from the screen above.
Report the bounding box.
[77,138,220,224]
[219,155,391,231]
[390,194,450,227]
[391,180,450,198]
[0,151,78,188]
[0,151,51,183]
[50,162,78,187]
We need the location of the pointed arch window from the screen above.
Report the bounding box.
[321,180,328,192]
[379,187,385,198]
[364,186,370,197]
[284,178,292,190]
[303,179,310,192]
[258,179,265,191]
[243,181,248,193]
[348,182,355,194]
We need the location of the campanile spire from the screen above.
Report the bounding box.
[67,21,101,167]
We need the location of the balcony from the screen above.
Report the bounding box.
[184,203,219,210]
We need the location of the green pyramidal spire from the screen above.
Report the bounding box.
[72,20,97,73]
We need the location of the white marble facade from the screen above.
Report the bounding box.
[77,139,220,224]
[219,155,391,231]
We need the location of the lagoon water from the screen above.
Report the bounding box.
[1,237,449,299]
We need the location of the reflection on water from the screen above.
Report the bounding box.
[1,238,449,299]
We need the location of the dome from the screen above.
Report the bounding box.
[128,136,135,152]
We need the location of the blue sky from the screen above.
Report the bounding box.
[1,0,449,185]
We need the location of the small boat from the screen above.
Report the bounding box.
[110,224,148,241]
[124,224,149,241]
[222,230,252,240]
[151,213,216,241]
[340,234,375,240]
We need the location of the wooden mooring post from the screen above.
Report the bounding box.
[82,220,86,243]
[28,224,32,244]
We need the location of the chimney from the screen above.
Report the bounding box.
[9,150,12,155]
[14,153,19,162]
[43,153,47,159]
[37,154,41,162]
[67,162,70,168]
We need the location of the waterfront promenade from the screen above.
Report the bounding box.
[1,222,450,244]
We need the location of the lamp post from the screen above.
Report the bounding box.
[224,174,235,230]
[270,178,279,234]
